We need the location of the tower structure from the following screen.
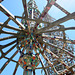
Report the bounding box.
[17,0,41,75]
[0,0,75,75]
[42,16,75,74]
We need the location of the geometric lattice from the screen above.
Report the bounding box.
[0,0,75,75]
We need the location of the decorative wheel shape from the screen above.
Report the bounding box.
[0,0,75,75]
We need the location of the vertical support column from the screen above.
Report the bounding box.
[33,69,35,75]
[23,70,32,75]
[30,0,35,28]
[32,0,34,19]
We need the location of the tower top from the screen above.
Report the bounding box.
[28,0,38,9]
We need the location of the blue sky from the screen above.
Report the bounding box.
[0,0,75,75]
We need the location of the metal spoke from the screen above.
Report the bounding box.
[40,27,75,33]
[0,22,23,32]
[0,4,25,30]
[22,0,31,32]
[13,48,25,75]
[0,50,18,73]
[0,0,75,75]
[0,35,17,41]
[0,18,10,30]
[41,35,75,44]
[0,30,17,35]
[34,48,47,75]
[43,40,75,58]
[36,12,75,34]
[0,40,16,49]
[54,3,70,15]
[33,0,57,32]
[0,44,16,59]
[35,45,59,74]
[22,0,28,18]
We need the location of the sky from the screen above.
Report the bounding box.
[0,0,75,75]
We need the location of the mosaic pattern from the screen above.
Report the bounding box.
[18,54,40,70]
[0,0,75,75]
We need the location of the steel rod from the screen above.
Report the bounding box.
[36,12,75,34]
[0,4,25,30]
